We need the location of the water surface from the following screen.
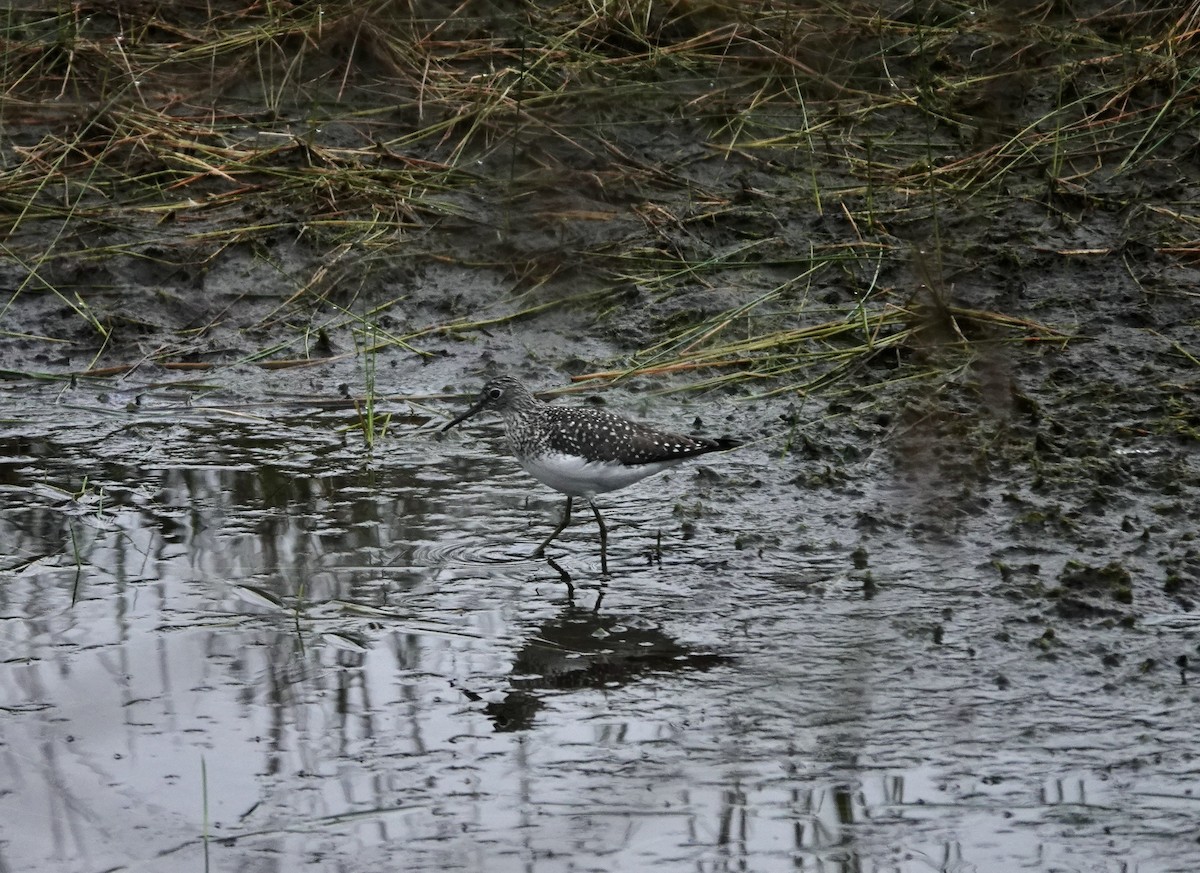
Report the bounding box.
[2,385,1197,872]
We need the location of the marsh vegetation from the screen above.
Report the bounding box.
[3,3,1200,871]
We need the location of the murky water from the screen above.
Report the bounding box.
[2,384,1198,873]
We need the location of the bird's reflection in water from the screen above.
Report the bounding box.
[484,605,726,731]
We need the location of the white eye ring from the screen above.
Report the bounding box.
[488,388,503,399]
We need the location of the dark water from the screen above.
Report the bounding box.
[2,385,1198,873]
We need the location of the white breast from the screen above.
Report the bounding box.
[521,451,677,497]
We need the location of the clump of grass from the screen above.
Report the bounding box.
[577,290,1071,397]
[1,2,1196,388]
[351,317,390,449]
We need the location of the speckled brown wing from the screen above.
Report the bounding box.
[538,407,733,465]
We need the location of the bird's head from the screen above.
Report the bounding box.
[442,376,538,431]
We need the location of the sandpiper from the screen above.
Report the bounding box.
[442,376,739,572]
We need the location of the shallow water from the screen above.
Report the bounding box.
[2,385,1199,873]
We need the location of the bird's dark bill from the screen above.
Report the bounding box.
[442,398,487,431]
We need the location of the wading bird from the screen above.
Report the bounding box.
[442,376,739,573]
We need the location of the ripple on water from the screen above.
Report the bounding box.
[409,533,539,567]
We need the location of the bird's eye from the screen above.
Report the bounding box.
[488,387,503,399]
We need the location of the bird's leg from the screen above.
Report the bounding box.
[533,495,572,557]
[588,499,609,575]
